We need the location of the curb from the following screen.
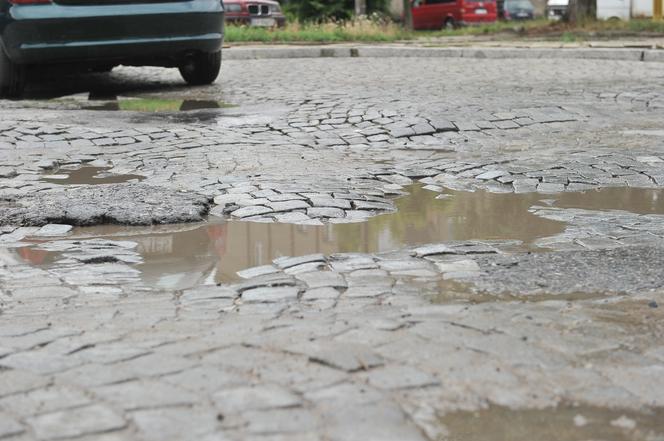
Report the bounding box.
[224,45,664,62]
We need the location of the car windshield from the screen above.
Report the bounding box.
[505,0,533,9]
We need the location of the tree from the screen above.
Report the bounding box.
[567,0,596,23]
[355,0,367,15]
[403,0,413,29]
[282,0,388,21]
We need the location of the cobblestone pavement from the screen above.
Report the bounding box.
[1,54,664,440]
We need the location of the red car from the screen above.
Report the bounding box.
[411,0,497,29]
[224,0,287,27]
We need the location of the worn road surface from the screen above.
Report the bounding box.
[1,54,664,440]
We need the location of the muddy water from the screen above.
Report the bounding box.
[440,405,664,441]
[42,167,145,185]
[552,187,664,214]
[15,186,664,289]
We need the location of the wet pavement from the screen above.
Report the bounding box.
[2,54,664,441]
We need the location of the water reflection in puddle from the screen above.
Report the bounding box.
[440,405,664,441]
[552,187,664,214]
[83,97,233,113]
[42,167,145,185]
[14,185,664,289]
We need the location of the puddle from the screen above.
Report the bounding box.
[13,185,664,290]
[552,187,664,214]
[439,404,664,441]
[41,167,145,185]
[83,98,233,113]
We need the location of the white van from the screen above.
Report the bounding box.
[596,0,631,19]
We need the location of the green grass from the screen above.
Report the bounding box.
[224,18,664,44]
[225,20,409,43]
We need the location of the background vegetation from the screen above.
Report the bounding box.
[280,0,389,21]
[224,18,664,43]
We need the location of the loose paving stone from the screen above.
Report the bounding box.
[243,408,319,434]
[360,365,440,390]
[237,265,280,279]
[242,286,300,303]
[31,224,73,237]
[307,207,346,218]
[308,197,352,210]
[301,287,341,300]
[296,271,347,289]
[131,407,221,441]
[0,369,52,398]
[231,206,273,218]
[288,342,384,372]
[0,385,92,418]
[274,254,326,270]
[27,404,126,440]
[0,412,24,438]
[213,384,302,414]
[93,380,198,410]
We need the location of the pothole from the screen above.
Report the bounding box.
[10,185,664,290]
[439,404,664,441]
[41,166,145,185]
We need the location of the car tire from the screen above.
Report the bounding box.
[92,64,115,73]
[0,44,26,99]
[444,18,456,30]
[179,51,221,86]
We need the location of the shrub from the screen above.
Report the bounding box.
[281,0,389,22]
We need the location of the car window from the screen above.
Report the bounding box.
[506,0,533,8]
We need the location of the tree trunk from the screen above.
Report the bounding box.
[355,0,367,16]
[403,0,413,29]
[567,0,596,23]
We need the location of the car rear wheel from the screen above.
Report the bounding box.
[179,51,221,86]
[0,45,26,99]
[444,18,456,30]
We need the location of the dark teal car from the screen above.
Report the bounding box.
[0,0,224,97]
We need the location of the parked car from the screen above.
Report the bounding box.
[501,0,535,19]
[224,0,286,27]
[0,0,225,98]
[411,0,497,30]
[546,0,569,19]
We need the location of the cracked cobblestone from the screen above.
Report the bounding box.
[1,54,664,440]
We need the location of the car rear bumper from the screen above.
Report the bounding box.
[225,15,286,27]
[1,0,224,65]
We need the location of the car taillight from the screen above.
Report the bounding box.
[9,0,51,4]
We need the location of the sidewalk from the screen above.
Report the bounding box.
[223,41,664,61]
